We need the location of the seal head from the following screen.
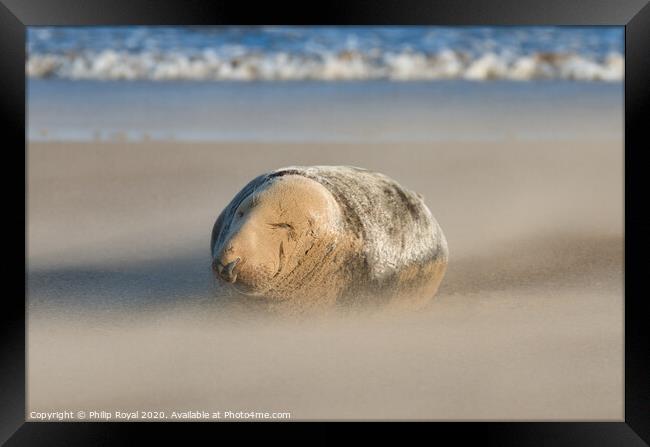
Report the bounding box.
[211,173,344,299]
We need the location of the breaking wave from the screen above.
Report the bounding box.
[27,26,624,82]
[27,50,623,82]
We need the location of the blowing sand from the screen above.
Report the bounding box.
[27,139,623,420]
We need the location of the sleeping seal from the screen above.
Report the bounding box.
[211,166,448,311]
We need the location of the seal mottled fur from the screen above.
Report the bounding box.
[211,166,448,310]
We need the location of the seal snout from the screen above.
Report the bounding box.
[213,257,241,283]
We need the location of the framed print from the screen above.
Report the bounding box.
[1,0,649,444]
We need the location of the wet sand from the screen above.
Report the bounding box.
[26,138,623,420]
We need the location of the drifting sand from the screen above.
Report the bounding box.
[27,139,623,420]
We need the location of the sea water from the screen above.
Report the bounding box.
[27,26,623,82]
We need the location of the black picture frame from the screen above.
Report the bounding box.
[2,0,648,444]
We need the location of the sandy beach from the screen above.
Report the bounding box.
[27,134,623,419]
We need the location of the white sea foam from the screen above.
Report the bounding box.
[26,50,623,82]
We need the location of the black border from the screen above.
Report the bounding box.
[2,1,649,444]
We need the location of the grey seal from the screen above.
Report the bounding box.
[211,166,448,310]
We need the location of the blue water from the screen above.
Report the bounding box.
[28,26,622,58]
[26,26,624,82]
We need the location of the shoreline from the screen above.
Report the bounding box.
[28,80,623,143]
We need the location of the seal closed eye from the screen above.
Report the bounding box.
[211,165,448,311]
